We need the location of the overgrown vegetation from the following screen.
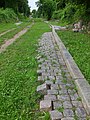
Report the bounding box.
[0,21,50,119]
[57,30,90,84]
[36,0,56,20]
[0,8,17,23]
[36,0,90,23]
[0,0,30,23]
[52,3,87,23]
[0,0,30,17]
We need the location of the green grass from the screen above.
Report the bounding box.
[0,23,17,34]
[39,112,50,120]
[49,20,68,26]
[57,30,90,84]
[0,21,50,120]
[0,21,32,46]
[57,107,64,112]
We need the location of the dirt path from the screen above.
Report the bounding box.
[0,23,34,53]
[0,28,16,37]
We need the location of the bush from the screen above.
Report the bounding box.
[52,10,63,19]
[60,3,76,22]
[17,13,27,21]
[0,8,17,23]
[74,4,86,21]
[52,3,88,23]
[52,3,76,23]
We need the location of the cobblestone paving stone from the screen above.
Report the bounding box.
[37,32,88,120]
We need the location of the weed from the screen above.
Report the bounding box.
[87,116,90,120]
[39,112,50,120]
[61,71,66,77]
[62,79,67,84]
[53,79,56,84]
[77,97,82,101]
[57,107,64,112]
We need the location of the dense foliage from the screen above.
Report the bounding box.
[0,0,30,17]
[0,8,17,23]
[36,0,90,22]
[36,0,56,20]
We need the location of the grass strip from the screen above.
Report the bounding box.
[57,30,90,84]
[49,20,68,26]
[0,23,17,34]
[0,21,50,120]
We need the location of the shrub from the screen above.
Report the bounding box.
[52,10,63,19]
[52,3,76,23]
[0,8,17,23]
[74,4,86,21]
[60,3,76,22]
[52,3,88,23]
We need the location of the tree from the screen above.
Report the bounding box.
[32,9,37,18]
[36,0,56,20]
[0,0,30,17]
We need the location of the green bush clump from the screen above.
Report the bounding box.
[52,10,63,19]
[53,3,77,23]
[0,8,17,23]
[74,4,86,21]
[52,3,88,23]
[60,3,76,21]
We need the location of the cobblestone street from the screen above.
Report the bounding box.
[37,32,88,120]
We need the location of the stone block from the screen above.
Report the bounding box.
[63,101,72,109]
[68,89,76,95]
[51,84,59,90]
[48,76,55,80]
[63,109,74,117]
[49,110,63,120]
[53,101,62,109]
[44,95,57,101]
[60,84,66,90]
[37,83,47,94]
[75,107,87,118]
[47,90,58,95]
[70,93,79,101]
[38,76,43,82]
[45,80,53,85]
[61,117,75,120]
[58,95,70,101]
[59,89,68,95]
[56,80,64,85]
[40,100,52,111]
[72,101,83,108]
[37,70,42,76]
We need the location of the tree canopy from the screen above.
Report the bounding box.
[36,0,56,20]
[0,0,30,16]
[36,0,90,22]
